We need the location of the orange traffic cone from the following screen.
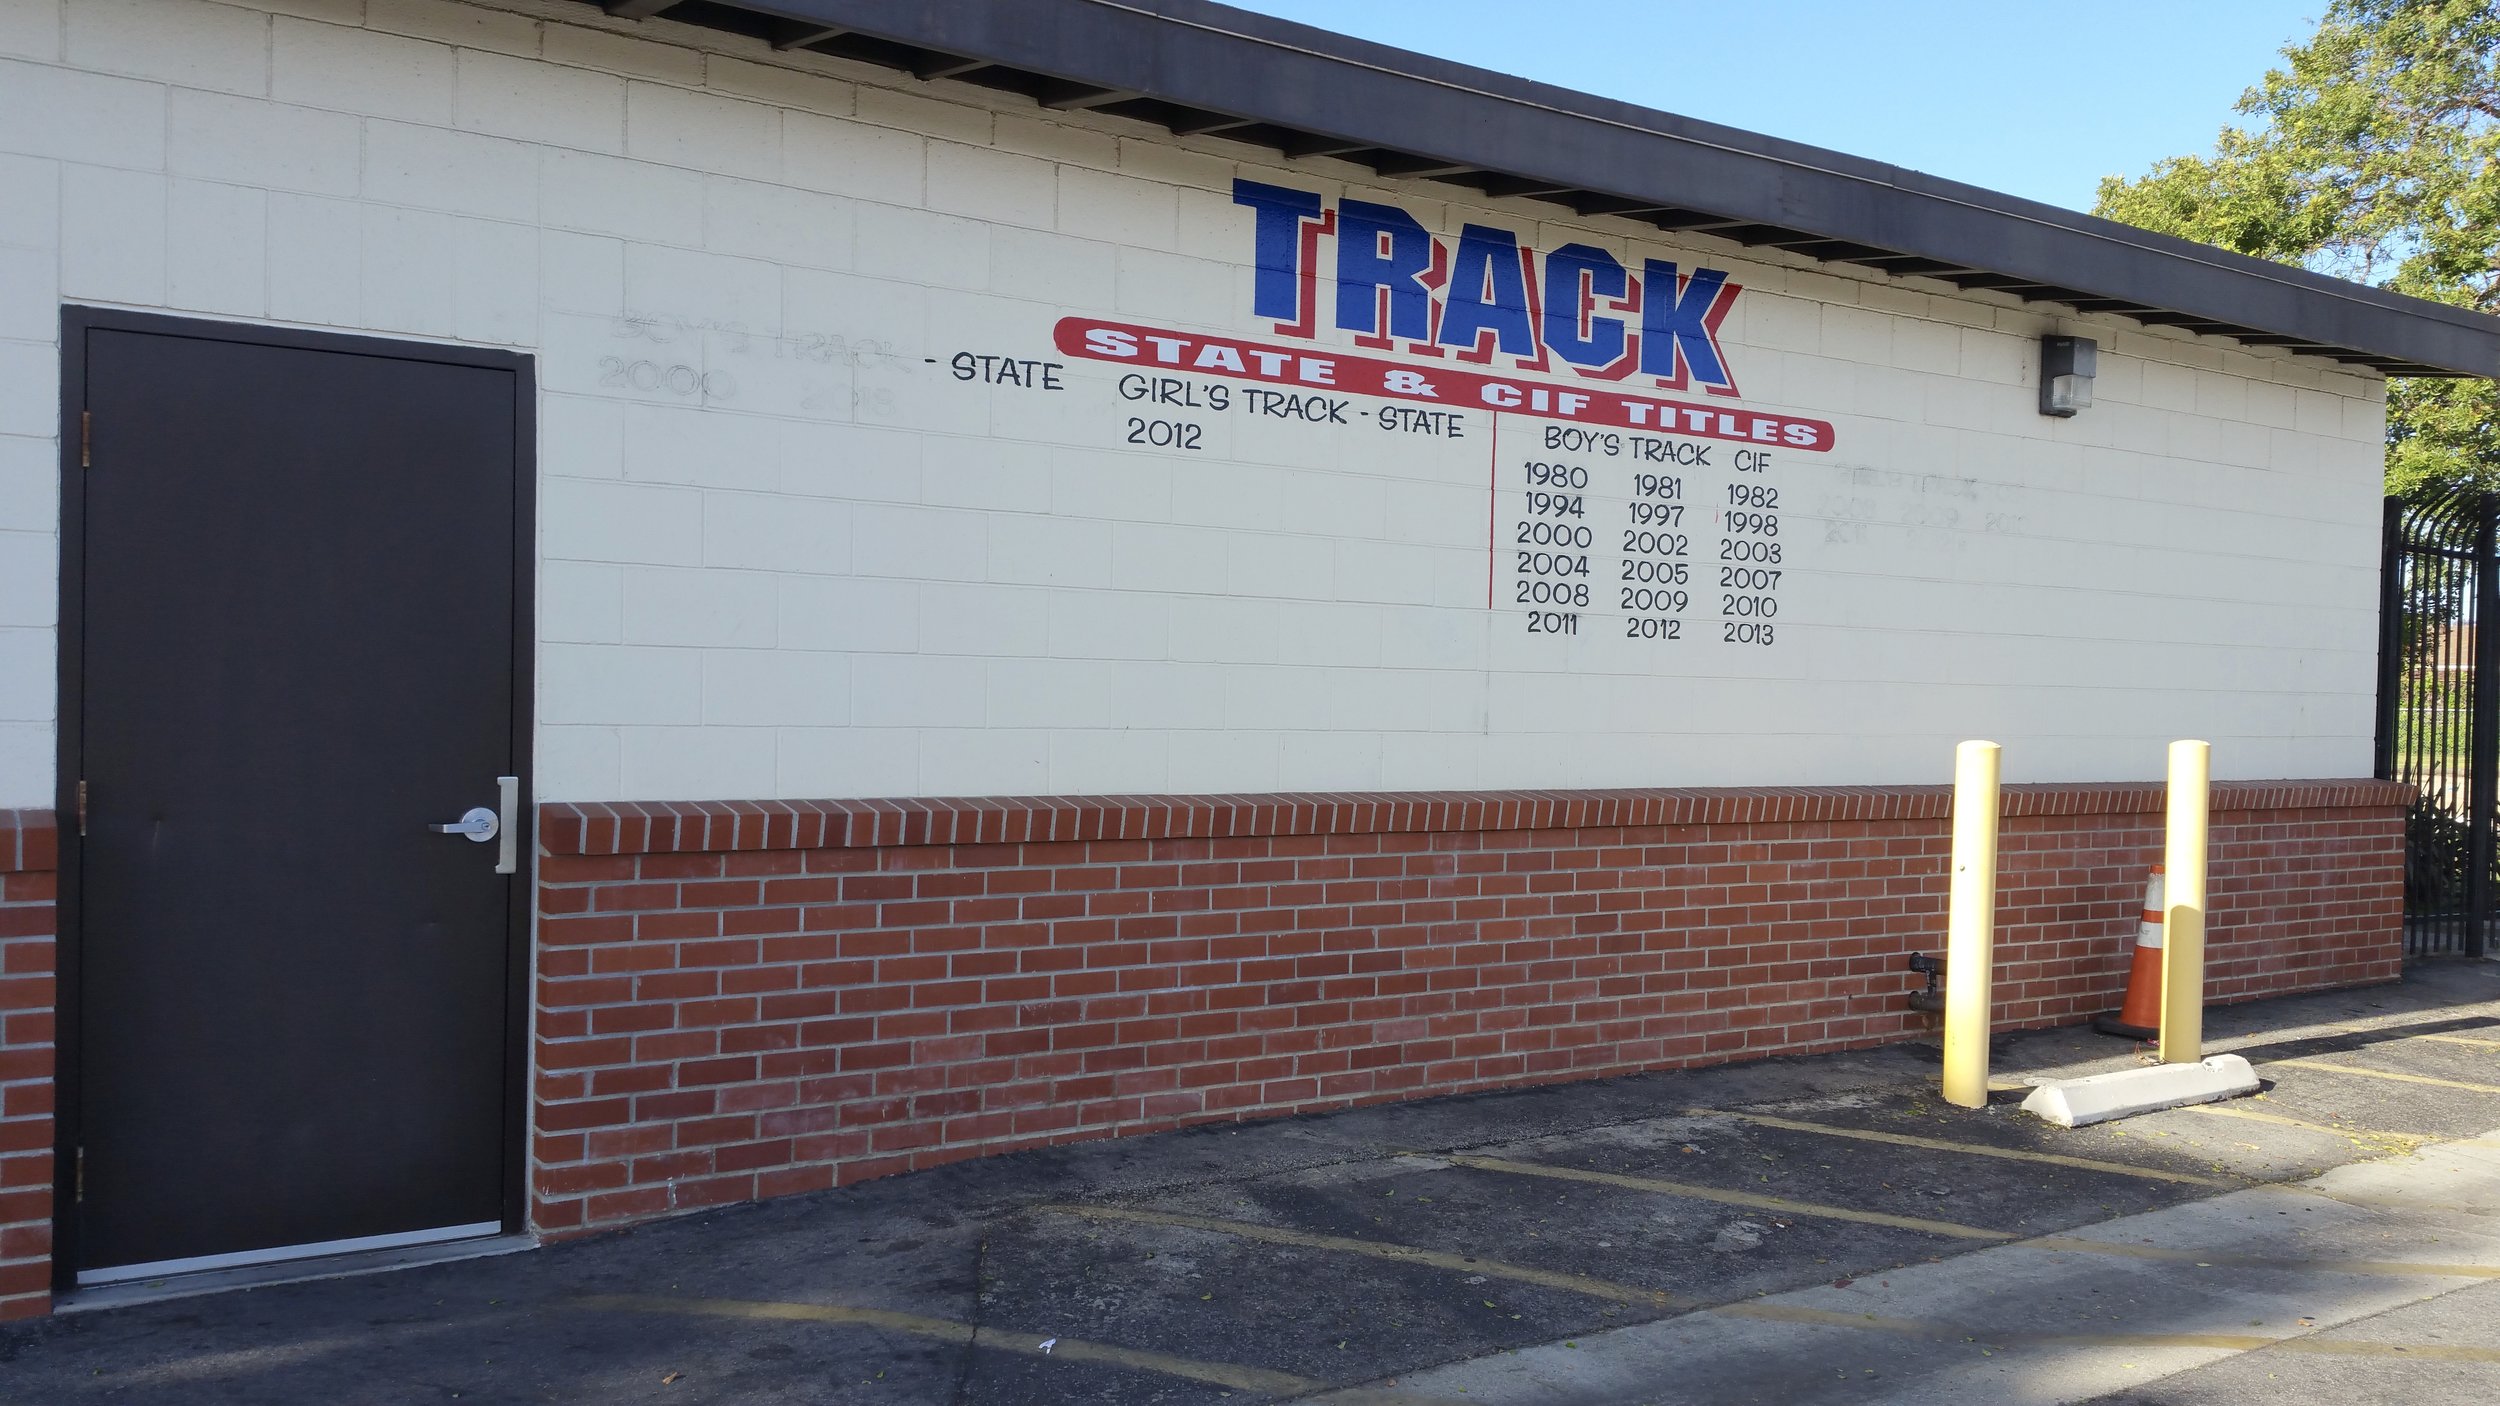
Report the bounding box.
[2092,866,2164,1040]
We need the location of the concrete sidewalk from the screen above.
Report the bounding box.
[5,963,2497,1405]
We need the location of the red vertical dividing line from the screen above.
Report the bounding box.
[1485,412,1500,608]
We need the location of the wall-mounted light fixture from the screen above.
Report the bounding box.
[2040,335,2097,417]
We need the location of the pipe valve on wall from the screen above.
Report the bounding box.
[1906,953,1946,1013]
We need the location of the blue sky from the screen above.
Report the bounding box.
[1225,1,2324,213]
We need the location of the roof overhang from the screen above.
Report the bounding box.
[591,0,2500,379]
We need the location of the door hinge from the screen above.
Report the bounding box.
[76,778,88,836]
[80,411,91,469]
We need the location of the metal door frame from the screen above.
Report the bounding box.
[52,307,538,1288]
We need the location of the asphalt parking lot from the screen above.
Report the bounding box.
[5,963,2497,1406]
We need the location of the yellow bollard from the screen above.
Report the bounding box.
[2160,740,2211,1064]
[1942,740,2002,1110]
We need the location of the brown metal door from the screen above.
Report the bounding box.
[62,312,531,1281]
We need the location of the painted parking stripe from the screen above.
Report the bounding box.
[1054,1197,2500,1306]
[2410,1032,2500,1051]
[2178,1102,2434,1145]
[1435,1153,2012,1239]
[2270,1058,2500,1095]
[2321,1021,2500,1051]
[1716,1301,1939,1335]
[1042,1204,1672,1305]
[579,1294,1320,1396]
[2245,1179,2500,1217]
[1690,1108,2235,1186]
[2026,1236,2500,1279]
[1717,1302,2500,1361]
[2255,1337,2500,1362]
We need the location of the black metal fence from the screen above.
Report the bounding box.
[2377,489,2495,958]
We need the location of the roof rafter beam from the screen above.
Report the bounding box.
[1710,224,1812,245]
[1164,110,1254,136]
[1852,255,1968,275]
[1275,132,1373,159]
[1368,152,1477,178]
[1787,241,1898,261]
[1037,79,1142,110]
[1468,173,1580,199]
[768,20,847,50]
[1563,194,1676,217]
[1758,232,1851,250]
[909,52,991,81]
[1640,210,1740,230]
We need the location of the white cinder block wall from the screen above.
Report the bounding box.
[0,0,2392,808]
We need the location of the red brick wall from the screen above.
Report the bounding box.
[0,810,57,1322]
[529,781,2405,1237]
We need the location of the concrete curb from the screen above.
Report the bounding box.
[2019,1056,2263,1128]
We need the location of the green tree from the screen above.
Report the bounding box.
[2094,0,2500,497]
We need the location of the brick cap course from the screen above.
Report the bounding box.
[0,810,57,875]
[540,780,2411,856]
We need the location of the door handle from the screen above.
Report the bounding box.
[430,808,498,842]
[430,776,521,875]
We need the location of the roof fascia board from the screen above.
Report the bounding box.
[720,0,2498,377]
